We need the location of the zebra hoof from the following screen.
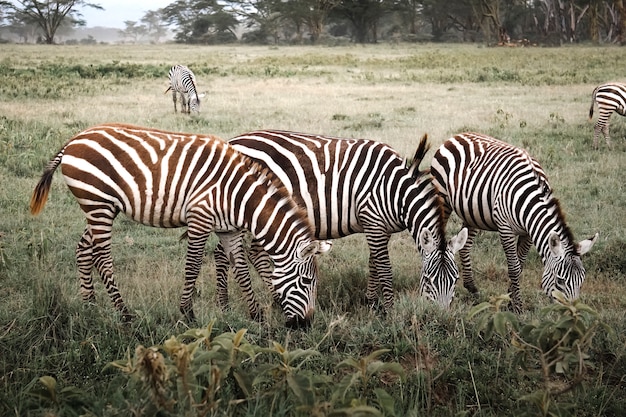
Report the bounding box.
[285,315,311,330]
[250,310,265,323]
[464,283,479,294]
[180,306,196,323]
[121,310,135,323]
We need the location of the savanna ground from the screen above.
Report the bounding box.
[0,43,625,416]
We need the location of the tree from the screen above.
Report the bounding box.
[7,0,102,44]
[119,20,146,43]
[333,0,392,43]
[163,0,238,43]
[279,0,340,43]
[141,10,169,43]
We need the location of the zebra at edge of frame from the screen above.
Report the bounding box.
[30,123,331,329]
[431,132,598,314]
[212,129,468,313]
[165,64,205,114]
[589,82,626,149]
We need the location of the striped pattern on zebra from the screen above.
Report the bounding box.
[165,64,202,114]
[30,123,330,328]
[213,130,468,312]
[589,82,626,148]
[431,132,598,313]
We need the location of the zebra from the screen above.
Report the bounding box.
[30,123,331,328]
[589,82,626,148]
[211,130,468,313]
[165,64,203,114]
[430,132,598,313]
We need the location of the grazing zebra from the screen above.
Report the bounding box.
[212,130,468,312]
[165,64,202,114]
[589,82,626,148]
[431,132,598,313]
[30,123,330,328]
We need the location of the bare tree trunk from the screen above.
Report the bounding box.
[616,0,626,44]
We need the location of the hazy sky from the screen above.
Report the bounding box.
[79,0,173,29]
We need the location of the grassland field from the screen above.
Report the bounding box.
[0,43,625,416]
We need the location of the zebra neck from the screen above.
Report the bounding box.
[527,208,576,262]
[229,179,309,258]
[400,176,446,252]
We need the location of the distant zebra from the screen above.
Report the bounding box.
[165,64,203,114]
[30,123,330,328]
[589,82,626,148]
[431,132,598,313]
[213,130,468,312]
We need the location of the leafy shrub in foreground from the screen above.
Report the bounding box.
[468,291,613,417]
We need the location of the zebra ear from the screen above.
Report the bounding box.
[577,232,598,256]
[317,240,333,255]
[448,227,468,254]
[299,240,332,259]
[419,229,437,255]
[548,231,564,257]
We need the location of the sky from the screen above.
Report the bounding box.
[79,0,173,29]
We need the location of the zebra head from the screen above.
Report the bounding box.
[271,239,332,329]
[542,231,598,301]
[418,227,468,308]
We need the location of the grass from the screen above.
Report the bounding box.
[0,42,625,416]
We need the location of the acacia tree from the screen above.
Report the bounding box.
[162,0,238,43]
[279,0,340,43]
[141,10,169,43]
[8,0,102,44]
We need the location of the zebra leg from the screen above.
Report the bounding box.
[602,122,612,148]
[172,91,178,113]
[460,227,479,294]
[218,232,263,321]
[364,231,393,312]
[516,234,533,268]
[213,241,231,311]
[499,231,524,314]
[89,219,133,321]
[248,239,278,304]
[76,226,96,303]
[180,225,212,322]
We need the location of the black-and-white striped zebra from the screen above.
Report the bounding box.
[30,123,330,328]
[212,130,468,313]
[165,64,202,114]
[431,132,598,313]
[589,82,626,148]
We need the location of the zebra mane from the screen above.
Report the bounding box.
[545,196,579,255]
[406,134,430,179]
[402,134,448,252]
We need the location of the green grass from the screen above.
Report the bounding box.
[0,43,625,416]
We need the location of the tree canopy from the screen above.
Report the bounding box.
[4,0,102,44]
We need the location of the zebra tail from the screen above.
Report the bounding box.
[164,86,172,94]
[30,150,63,215]
[408,134,430,174]
[589,87,597,120]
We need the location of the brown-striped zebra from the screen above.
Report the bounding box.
[213,130,468,312]
[589,82,626,148]
[30,123,330,328]
[431,132,598,313]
